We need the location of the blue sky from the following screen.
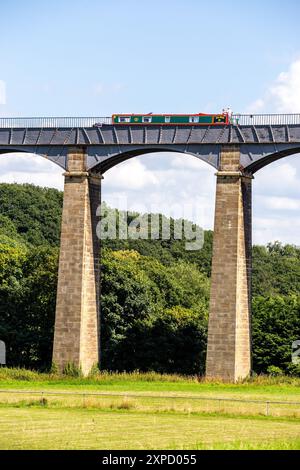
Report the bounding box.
[1,0,300,244]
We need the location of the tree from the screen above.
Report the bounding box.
[0,243,58,369]
[100,249,209,373]
[0,183,62,246]
[252,295,300,373]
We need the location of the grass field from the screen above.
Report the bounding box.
[1,368,300,450]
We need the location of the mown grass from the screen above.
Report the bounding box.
[190,439,300,450]
[1,395,300,420]
[1,406,300,450]
[1,368,300,449]
[1,390,300,418]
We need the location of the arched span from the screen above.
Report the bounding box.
[241,144,300,174]
[0,147,67,170]
[87,144,221,173]
[245,147,300,173]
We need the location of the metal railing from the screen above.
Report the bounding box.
[0,116,111,128]
[0,114,300,128]
[231,113,300,126]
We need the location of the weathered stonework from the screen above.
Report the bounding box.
[206,145,252,382]
[52,147,101,376]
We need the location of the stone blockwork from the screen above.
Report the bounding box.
[206,145,252,382]
[52,147,101,375]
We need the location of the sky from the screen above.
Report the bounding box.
[0,0,300,245]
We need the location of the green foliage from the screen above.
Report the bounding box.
[3,366,300,388]
[285,363,300,377]
[50,362,59,375]
[266,365,284,377]
[100,249,209,373]
[0,183,62,246]
[252,295,300,373]
[62,362,83,377]
[0,237,27,285]
[142,306,208,375]
[252,242,300,297]
[0,242,58,369]
[88,363,101,377]
[0,214,23,243]
[1,183,300,376]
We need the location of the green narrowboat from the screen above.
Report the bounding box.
[112,113,229,125]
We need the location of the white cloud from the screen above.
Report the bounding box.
[253,215,300,245]
[103,153,216,229]
[94,82,124,96]
[0,170,64,190]
[0,80,6,105]
[254,161,299,196]
[246,59,300,113]
[170,154,209,170]
[112,83,123,93]
[104,158,159,190]
[0,153,64,189]
[270,60,300,112]
[246,98,265,114]
[262,196,300,211]
[94,83,104,95]
[253,157,300,244]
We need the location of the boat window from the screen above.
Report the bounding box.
[119,116,131,123]
[142,116,152,123]
[189,116,199,123]
[165,116,171,123]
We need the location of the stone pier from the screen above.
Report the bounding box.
[206,145,252,382]
[52,147,101,375]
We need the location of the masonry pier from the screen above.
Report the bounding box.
[52,147,101,375]
[206,145,252,381]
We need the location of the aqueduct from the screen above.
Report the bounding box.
[1,114,300,381]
